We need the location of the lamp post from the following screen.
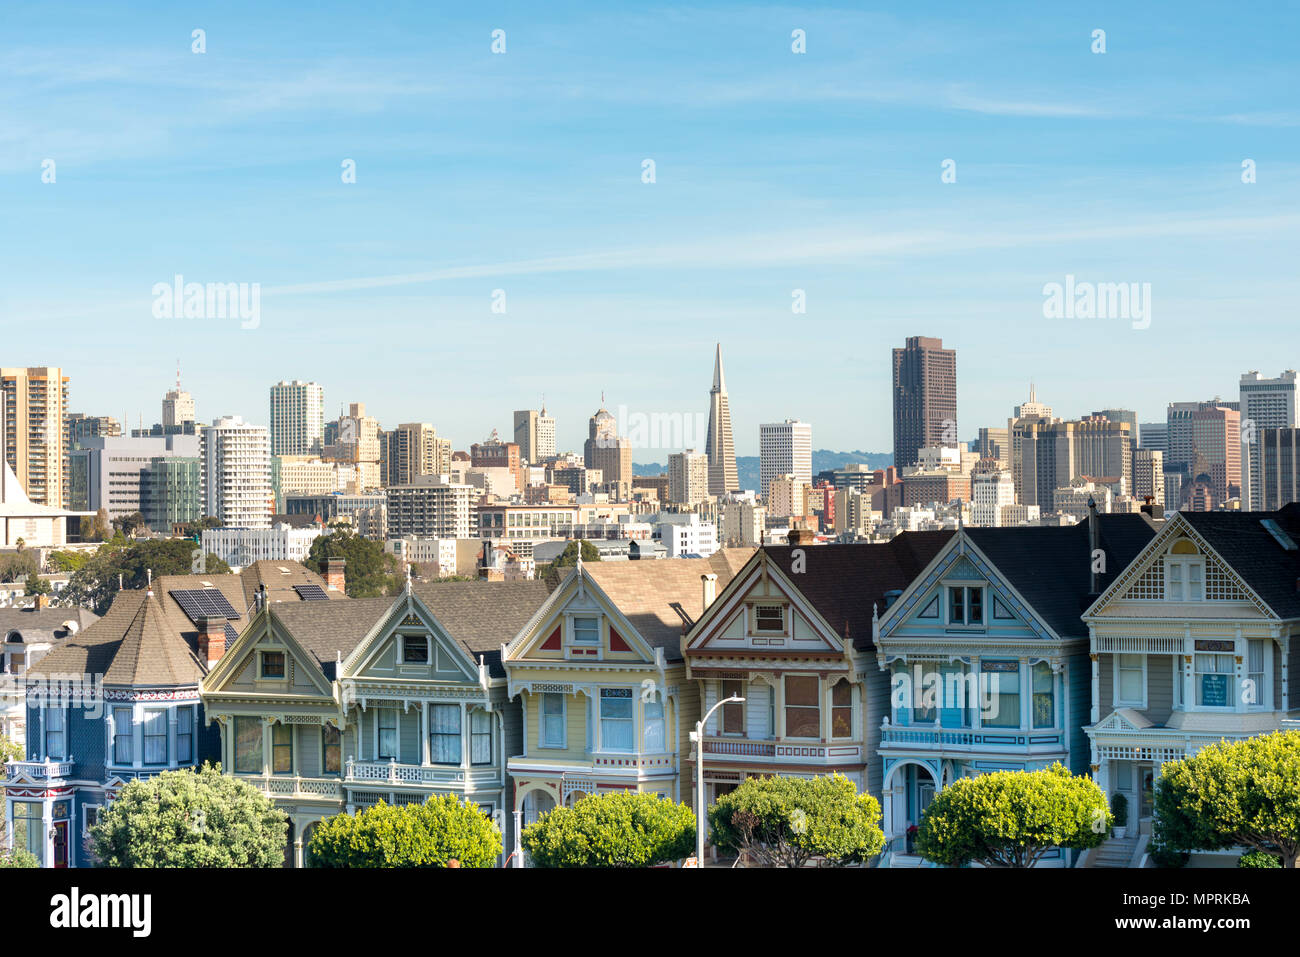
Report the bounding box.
[691,694,744,866]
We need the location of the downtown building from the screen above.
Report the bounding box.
[383,423,451,486]
[385,476,474,539]
[200,416,274,529]
[1,367,70,508]
[513,407,556,465]
[583,406,632,500]
[892,336,957,470]
[705,345,739,496]
[759,419,812,502]
[1239,370,1298,509]
[668,449,709,506]
[269,380,325,456]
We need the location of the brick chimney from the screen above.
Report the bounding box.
[787,528,816,546]
[34,593,51,610]
[324,557,346,593]
[195,615,227,669]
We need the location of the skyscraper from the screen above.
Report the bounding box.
[514,405,557,465]
[759,420,812,501]
[668,449,709,506]
[1,366,69,507]
[1239,371,1298,509]
[199,416,273,528]
[584,404,632,500]
[705,344,738,497]
[1189,404,1241,507]
[269,380,325,456]
[383,423,450,486]
[163,365,196,431]
[892,336,957,469]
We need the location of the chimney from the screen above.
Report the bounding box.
[1087,496,1101,594]
[196,615,227,669]
[787,528,815,546]
[324,557,346,593]
[701,573,718,611]
[34,593,51,611]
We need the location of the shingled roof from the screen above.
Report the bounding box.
[269,597,395,680]
[1178,503,1300,619]
[762,532,953,652]
[967,513,1157,638]
[0,604,98,646]
[580,549,756,660]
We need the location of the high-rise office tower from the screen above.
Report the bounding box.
[163,365,196,430]
[514,405,557,465]
[1133,449,1166,507]
[1189,405,1241,507]
[668,449,709,506]
[1239,371,1298,509]
[705,344,738,496]
[383,422,449,486]
[1011,416,1132,511]
[269,380,325,456]
[1260,428,1300,510]
[892,336,957,469]
[323,402,382,490]
[200,416,273,528]
[584,404,632,500]
[1,366,69,507]
[759,419,812,501]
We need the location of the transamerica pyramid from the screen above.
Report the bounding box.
[706,343,738,496]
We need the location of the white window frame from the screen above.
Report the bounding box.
[1246,639,1270,711]
[82,803,102,839]
[44,706,66,760]
[1113,653,1148,709]
[598,687,635,753]
[1165,558,1204,602]
[1193,652,1235,709]
[399,634,430,666]
[539,693,566,749]
[376,708,399,760]
[259,649,287,680]
[642,692,666,753]
[176,705,195,764]
[142,707,169,766]
[751,604,786,634]
[572,616,600,644]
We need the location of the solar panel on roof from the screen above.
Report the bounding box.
[293,584,329,601]
[169,589,241,623]
[224,623,239,642]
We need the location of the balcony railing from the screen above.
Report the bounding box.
[242,774,344,800]
[5,759,74,782]
[697,737,862,763]
[344,759,500,787]
[880,723,1063,752]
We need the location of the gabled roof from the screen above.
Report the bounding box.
[30,589,205,688]
[1172,504,1300,619]
[761,533,953,652]
[578,549,756,660]
[0,605,98,645]
[412,580,556,676]
[269,598,394,680]
[965,514,1156,638]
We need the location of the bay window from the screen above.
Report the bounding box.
[1195,653,1234,707]
[721,679,744,733]
[271,722,293,773]
[541,693,565,748]
[11,801,42,860]
[377,709,398,760]
[982,661,1020,728]
[143,709,168,764]
[323,724,341,774]
[177,707,194,764]
[784,676,820,738]
[430,704,461,765]
[112,706,133,764]
[1032,662,1055,728]
[234,715,262,773]
[643,693,665,752]
[1116,654,1145,706]
[1247,640,1267,709]
[831,679,852,738]
[471,710,492,765]
[44,707,65,759]
[599,688,634,751]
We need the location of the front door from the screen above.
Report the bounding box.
[52,821,69,868]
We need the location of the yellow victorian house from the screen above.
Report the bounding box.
[503,551,752,828]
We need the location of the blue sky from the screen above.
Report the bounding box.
[2,1,1297,458]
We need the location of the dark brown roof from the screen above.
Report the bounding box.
[0,605,98,645]
[413,580,556,676]
[761,533,954,652]
[270,597,394,679]
[581,549,756,660]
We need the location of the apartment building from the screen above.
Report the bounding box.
[1,367,70,508]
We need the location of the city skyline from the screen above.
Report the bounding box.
[4,2,1298,454]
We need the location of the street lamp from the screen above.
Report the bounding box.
[690,694,744,866]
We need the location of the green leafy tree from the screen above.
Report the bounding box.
[61,540,231,614]
[1238,849,1282,868]
[305,529,401,598]
[0,551,39,583]
[308,796,501,867]
[915,763,1108,868]
[112,511,147,538]
[46,550,89,573]
[1154,730,1300,868]
[523,791,695,867]
[24,573,51,596]
[0,733,21,764]
[90,764,287,867]
[709,773,884,867]
[538,539,601,580]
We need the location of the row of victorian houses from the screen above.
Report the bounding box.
[7,501,1300,868]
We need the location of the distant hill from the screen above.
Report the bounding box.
[633,450,892,492]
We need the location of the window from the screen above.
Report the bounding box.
[573,616,599,643]
[11,801,42,860]
[112,707,133,764]
[1032,662,1055,728]
[940,662,973,727]
[177,707,194,764]
[323,724,341,774]
[272,722,293,774]
[721,679,744,733]
[1247,640,1267,709]
[754,605,784,632]
[471,710,492,765]
[430,704,461,764]
[599,688,634,751]
[260,651,286,679]
[784,676,820,738]
[643,693,665,752]
[541,693,565,748]
[1195,653,1234,707]
[948,587,983,625]
[1167,558,1204,601]
[831,680,852,738]
[1116,654,1145,706]
[45,707,65,759]
[402,635,428,664]
[82,805,101,838]
[982,662,1020,728]
[234,715,262,773]
[143,709,168,764]
[377,709,398,759]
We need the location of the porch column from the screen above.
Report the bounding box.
[1090,654,1100,723]
[1234,627,1246,714]
[262,718,271,776]
[421,704,430,766]
[1281,635,1289,707]
[460,703,469,770]
[1018,658,1030,730]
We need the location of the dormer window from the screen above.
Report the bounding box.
[573,616,599,643]
[947,587,984,625]
[260,651,286,679]
[754,605,784,632]
[401,635,429,664]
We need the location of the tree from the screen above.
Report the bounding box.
[89,764,287,867]
[308,796,501,868]
[0,733,21,764]
[1154,730,1300,868]
[709,773,884,867]
[24,574,51,596]
[304,529,401,598]
[47,550,89,573]
[538,539,601,581]
[112,511,147,538]
[523,791,695,867]
[915,764,1109,868]
[62,540,232,614]
[0,551,39,583]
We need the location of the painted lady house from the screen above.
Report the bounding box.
[1083,504,1300,866]
[873,506,1155,866]
[202,575,550,866]
[502,552,752,830]
[680,533,951,830]
[2,561,343,867]
[0,598,98,749]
